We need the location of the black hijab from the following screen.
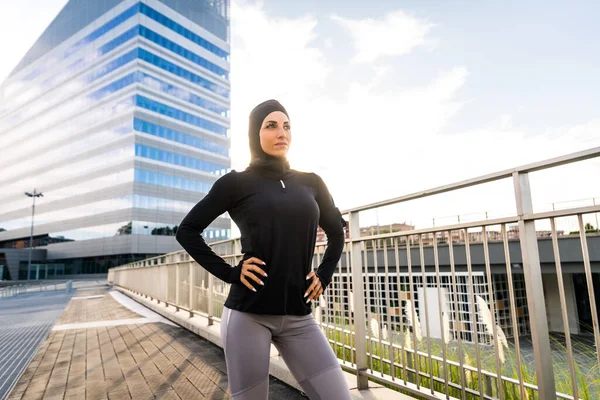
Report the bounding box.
[247,99,291,177]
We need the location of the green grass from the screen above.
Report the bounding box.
[322,321,600,400]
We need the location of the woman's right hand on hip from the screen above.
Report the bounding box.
[240,257,267,292]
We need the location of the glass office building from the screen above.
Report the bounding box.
[0,0,231,280]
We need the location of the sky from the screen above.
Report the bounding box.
[1,0,599,231]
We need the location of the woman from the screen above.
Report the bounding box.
[176,100,351,400]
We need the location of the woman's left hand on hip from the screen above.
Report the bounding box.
[304,271,323,303]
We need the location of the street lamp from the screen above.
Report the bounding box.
[25,189,43,276]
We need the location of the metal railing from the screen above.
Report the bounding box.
[0,280,72,298]
[109,146,600,400]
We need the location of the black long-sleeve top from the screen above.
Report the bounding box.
[175,168,346,315]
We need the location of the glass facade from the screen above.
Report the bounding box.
[0,0,231,280]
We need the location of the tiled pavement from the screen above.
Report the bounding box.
[56,291,139,325]
[7,288,304,400]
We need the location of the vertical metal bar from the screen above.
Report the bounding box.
[165,265,170,308]
[448,230,467,400]
[345,246,354,366]
[333,263,342,361]
[418,234,434,394]
[372,239,385,377]
[594,198,599,234]
[394,237,408,384]
[208,273,214,326]
[502,224,527,399]
[319,246,332,343]
[156,265,161,304]
[314,246,321,329]
[365,241,375,374]
[156,264,160,300]
[513,171,556,399]
[325,247,334,350]
[578,214,600,368]
[383,239,395,381]
[175,264,180,311]
[482,226,504,400]
[406,235,421,387]
[464,228,484,398]
[433,233,450,398]
[189,262,194,317]
[551,218,578,400]
[349,211,369,389]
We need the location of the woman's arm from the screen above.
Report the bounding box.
[313,173,347,289]
[175,172,242,284]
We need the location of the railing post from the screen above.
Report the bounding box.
[349,211,369,390]
[189,262,195,318]
[208,274,214,326]
[175,264,180,311]
[157,265,162,305]
[513,171,556,398]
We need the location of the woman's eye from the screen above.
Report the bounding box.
[267,123,276,128]
[284,125,291,130]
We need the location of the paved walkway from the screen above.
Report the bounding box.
[0,291,73,399]
[6,287,303,400]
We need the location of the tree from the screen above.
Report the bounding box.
[585,223,598,233]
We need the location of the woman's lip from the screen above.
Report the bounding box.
[275,143,288,146]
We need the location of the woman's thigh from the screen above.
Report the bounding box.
[221,308,273,398]
[273,315,351,400]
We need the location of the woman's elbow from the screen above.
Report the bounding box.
[326,229,345,243]
[175,225,192,245]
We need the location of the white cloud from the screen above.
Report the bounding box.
[231,1,469,210]
[0,0,68,85]
[331,11,435,63]
[230,1,600,233]
[230,0,332,170]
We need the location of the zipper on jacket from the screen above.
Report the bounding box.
[280,179,287,193]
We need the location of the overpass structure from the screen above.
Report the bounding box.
[110,146,600,400]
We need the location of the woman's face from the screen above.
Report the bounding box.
[259,111,291,158]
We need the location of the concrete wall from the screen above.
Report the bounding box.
[543,273,580,334]
[336,235,600,274]
[0,248,47,281]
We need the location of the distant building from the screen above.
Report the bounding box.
[0,0,231,280]
[316,222,414,243]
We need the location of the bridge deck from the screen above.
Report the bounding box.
[5,286,304,400]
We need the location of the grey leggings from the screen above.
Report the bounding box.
[221,307,352,400]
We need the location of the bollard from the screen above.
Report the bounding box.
[66,280,72,293]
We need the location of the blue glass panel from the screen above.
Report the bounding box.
[89,73,137,100]
[16,36,229,120]
[41,28,139,89]
[135,144,228,174]
[87,49,138,83]
[21,4,139,82]
[139,3,228,59]
[5,50,139,129]
[98,26,139,56]
[139,26,228,79]
[65,4,140,58]
[138,49,229,97]
[133,118,229,156]
[135,95,227,135]
[135,169,213,193]
[138,73,227,115]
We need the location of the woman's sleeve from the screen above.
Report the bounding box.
[313,173,347,289]
[175,172,242,284]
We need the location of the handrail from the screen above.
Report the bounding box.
[343,146,600,214]
[109,146,600,400]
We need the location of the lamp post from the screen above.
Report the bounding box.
[25,189,43,276]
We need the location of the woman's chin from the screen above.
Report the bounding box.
[268,151,288,158]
